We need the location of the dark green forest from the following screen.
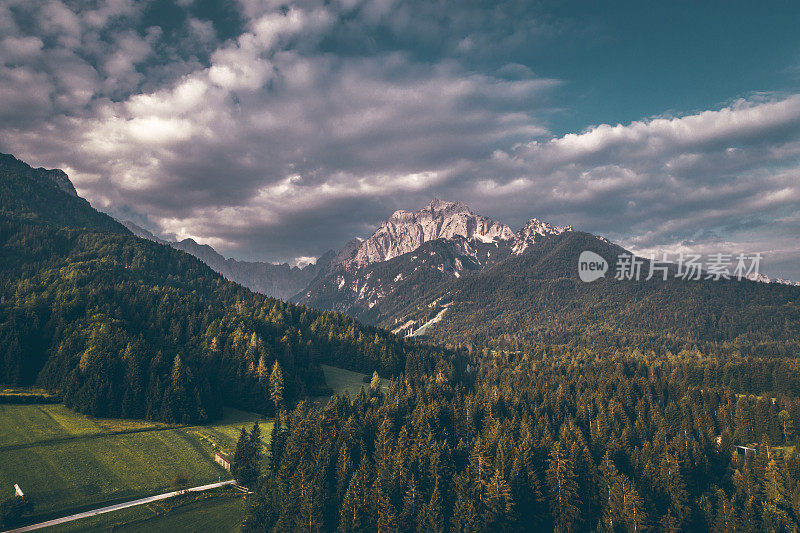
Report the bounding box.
[0,153,449,423]
[248,348,800,532]
[387,232,800,358]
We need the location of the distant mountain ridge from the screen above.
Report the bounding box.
[118,198,799,338]
[2,152,798,358]
[121,220,334,300]
[121,199,574,308]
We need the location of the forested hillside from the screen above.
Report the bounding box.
[387,232,800,357]
[0,154,448,423]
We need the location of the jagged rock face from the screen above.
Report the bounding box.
[512,218,572,254]
[297,236,512,324]
[333,237,365,266]
[341,199,515,269]
[297,200,577,323]
[44,169,77,197]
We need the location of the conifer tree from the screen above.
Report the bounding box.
[546,441,581,533]
[422,481,444,533]
[370,371,382,393]
[270,361,284,410]
[598,452,623,531]
[400,475,423,530]
[713,489,739,533]
[233,426,251,481]
[620,477,646,533]
[483,468,516,530]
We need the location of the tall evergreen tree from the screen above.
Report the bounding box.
[546,441,582,533]
[270,361,285,411]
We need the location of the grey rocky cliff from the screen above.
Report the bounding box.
[512,218,572,254]
[340,199,516,269]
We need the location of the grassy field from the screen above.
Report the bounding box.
[320,364,371,396]
[0,404,271,524]
[320,364,390,397]
[47,490,246,533]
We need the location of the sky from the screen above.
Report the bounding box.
[1,0,800,279]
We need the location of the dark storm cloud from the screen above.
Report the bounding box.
[1,0,800,279]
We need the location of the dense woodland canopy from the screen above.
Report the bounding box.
[247,348,800,532]
[0,154,450,422]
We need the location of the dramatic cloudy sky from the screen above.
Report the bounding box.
[2,0,800,279]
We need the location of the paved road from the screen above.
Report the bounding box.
[4,480,237,532]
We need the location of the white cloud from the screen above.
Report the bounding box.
[0,0,799,278]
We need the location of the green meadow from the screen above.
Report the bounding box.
[320,364,389,396]
[46,490,246,533]
[0,366,359,528]
[0,404,270,523]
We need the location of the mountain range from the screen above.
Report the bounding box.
[121,220,333,300]
[5,152,799,357]
[125,196,800,353]
[296,199,573,324]
[123,199,578,323]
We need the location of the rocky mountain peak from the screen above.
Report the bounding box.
[341,200,515,269]
[512,218,572,254]
[45,168,78,197]
[424,198,471,216]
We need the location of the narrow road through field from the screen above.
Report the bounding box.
[3,480,237,532]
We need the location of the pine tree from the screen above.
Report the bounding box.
[762,457,787,504]
[233,426,251,482]
[370,371,382,393]
[658,452,688,524]
[374,479,398,532]
[270,360,284,410]
[483,468,517,530]
[233,422,262,485]
[620,477,646,533]
[422,481,444,533]
[451,485,480,533]
[546,441,581,533]
[256,355,269,383]
[249,421,263,481]
[713,489,738,533]
[339,465,372,533]
[778,410,795,444]
[400,475,423,530]
[295,477,323,533]
[336,445,354,500]
[270,413,287,471]
[598,452,623,531]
